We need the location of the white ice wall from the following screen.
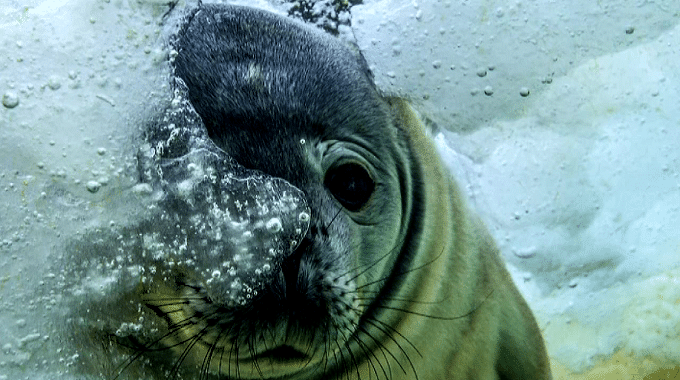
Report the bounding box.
[0,0,678,378]
[351,0,680,374]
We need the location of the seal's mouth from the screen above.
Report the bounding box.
[254,345,308,362]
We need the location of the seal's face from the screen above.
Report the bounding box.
[149,4,414,378]
[63,4,552,380]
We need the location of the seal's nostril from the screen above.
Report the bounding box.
[280,240,308,300]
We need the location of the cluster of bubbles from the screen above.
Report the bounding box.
[134,78,312,306]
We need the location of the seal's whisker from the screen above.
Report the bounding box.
[357,322,410,377]
[338,324,361,379]
[351,329,385,380]
[365,288,495,321]
[354,293,448,305]
[334,333,354,380]
[327,207,343,229]
[338,242,401,285]
[353,324,394,380]
[362,315,422,358]
[361,303,468,321]
[168,326,210,380]
[199,327,225,380]
[362,317,419,380]
[321,320,332,375]
[228,332,239,379]
[354,246,446,292]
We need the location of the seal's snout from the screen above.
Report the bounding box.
[253,238,330,323]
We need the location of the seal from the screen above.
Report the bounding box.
[65,3,552,380]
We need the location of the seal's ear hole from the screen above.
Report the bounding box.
[324,163,375,212]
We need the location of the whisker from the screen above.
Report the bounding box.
[351,330,384,380]
[361,317,419,380]
[355,246,446,292]
[366,288,494,321]
[353,323,394,380]
[338,242,400,285]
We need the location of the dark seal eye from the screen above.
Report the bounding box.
[324,163,375,211]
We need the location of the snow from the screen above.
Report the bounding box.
[1,0,679,378]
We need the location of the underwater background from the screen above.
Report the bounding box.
[0,0,678,378]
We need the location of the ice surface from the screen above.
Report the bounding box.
[352,0,680,375]
[1,0,678,378]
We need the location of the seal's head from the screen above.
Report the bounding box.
[148,4,417,378]
[64,4,551,380]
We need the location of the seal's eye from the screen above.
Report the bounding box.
[324,163,375,211]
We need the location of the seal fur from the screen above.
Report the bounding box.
[67,3,552,380]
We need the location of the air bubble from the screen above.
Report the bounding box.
[131,183,153,195]
[48,75,62,90]
[298,211,310,223]
[266,217,282,233]
[2,91,19,108]
[86,181,101,193]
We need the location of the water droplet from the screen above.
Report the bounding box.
[519,87,530,97]
[484,86,494,96]
[476,68,487,77]
[97,147,107,156]
[625,26,635,35]
[2,91,19,108]
[432,60,442,69]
